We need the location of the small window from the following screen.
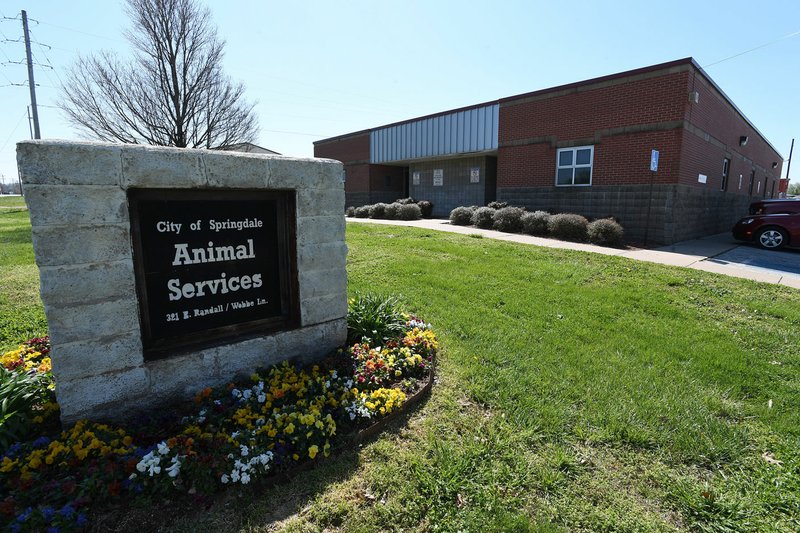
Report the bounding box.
[721,158,730,191]
[748,170,755,195]
[556,146,593,186]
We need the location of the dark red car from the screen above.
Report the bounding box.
[732,200,800,250]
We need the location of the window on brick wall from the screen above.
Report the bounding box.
[721,158,730,191]
[748,170,755,195]
[556,146,593,186]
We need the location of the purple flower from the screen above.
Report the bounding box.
[32,436,51,448]
[16,507,33,522]
[47,527,61,533]
[59,504,75,518]
[41,505,55,521]
[76,513,89,527]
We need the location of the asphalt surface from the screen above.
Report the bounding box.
[348,218,800,289]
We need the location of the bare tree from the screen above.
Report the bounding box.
[60,0,258,148]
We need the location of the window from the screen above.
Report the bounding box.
[556,146,593,186]
[721,158,730,191]
[748,170,755,195]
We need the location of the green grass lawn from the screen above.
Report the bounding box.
[2,216,799,531]
[0,195,27,208]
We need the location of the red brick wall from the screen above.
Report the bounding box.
[498,129,683,188]
[679,72,783,195]
[499,70,690,144]
[345,164,370,193]
[313,132,369,163]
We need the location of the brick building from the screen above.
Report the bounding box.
[314,58,783,244]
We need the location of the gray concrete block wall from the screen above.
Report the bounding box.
[410,156,493,217]
[498,184,752,245]
[17,140,347,423]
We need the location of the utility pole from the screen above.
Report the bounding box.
[785,139,794,184]
[21,10,41,139]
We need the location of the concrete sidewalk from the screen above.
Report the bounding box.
[347,218,800,289]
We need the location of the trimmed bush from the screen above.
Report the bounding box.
[394,197,417,205]
[521,210,550,236]
[346,206,355,217]
[354,205,371,218]
[588,218,625,247]
[384,203,400,219]
[487,201,508,209]
[548,213,589,242]
[417,200,433,218]
[493,206,526,233]
[369,203,387,219]
[449,206,474,226]
[397,203,422,220]
[472,207,496,229]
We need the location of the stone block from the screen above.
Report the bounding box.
[120,145,207,188]
[39,260,135,307]
[275,318,346,365]
[204,151,270,188]
[300,292,348,327]
[297,187,345,218]
[299,267,347,300]
[52,331,144,381]
[296,215,346,246]
[17,140,123,186]
[270,157,342,190]
[297,241,347,273]
[24,185,128,226]
[46,297,140,345]
[31,224,132,266]
[57,367,149,423]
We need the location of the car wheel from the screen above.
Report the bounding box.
[756,227,788,250]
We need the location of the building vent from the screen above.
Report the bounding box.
[689,91,700,103]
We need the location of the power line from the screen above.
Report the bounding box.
[0,109,29,153]
[703,29,800,68]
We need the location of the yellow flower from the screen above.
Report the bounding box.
[284,423,295,435]
[308,445,319,459]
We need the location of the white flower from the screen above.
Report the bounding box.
[241,472,251,484]
[221,474,229,484]
[157,441,170,455]
[214,399,221,406]
[231,431,240,440]
[231,470,240,483]
[231,388,241,399]
[257,393,266,403]
[166,456,182,478]
[240,445,249,457]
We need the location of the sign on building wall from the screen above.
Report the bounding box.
[433,169,444,186]
[650,150,659,172]
[698,174,707,184]
[470,167,480,183]
[129,189,296,359]
[412,171,420,185]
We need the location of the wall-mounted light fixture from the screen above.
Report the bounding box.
[772,162,778,168]
[739,136,749,146]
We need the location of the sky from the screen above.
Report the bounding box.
[1,0,799,186]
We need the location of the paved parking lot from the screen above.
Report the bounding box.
[706,244,800,278]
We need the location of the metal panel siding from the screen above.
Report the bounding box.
[370,103,499,163]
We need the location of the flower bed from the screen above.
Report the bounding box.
[1,306,437,532]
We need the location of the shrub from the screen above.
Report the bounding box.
[345,206,355,217]
[548,213,589,242]
[487,201,508,209]
[347,293,407,345]
[521,210,550,236]
[384,202,400,219]
[493,206,526,233]
[369,203,387,219]
[0,367,55,448]
[417,200,433,218]
[397,203,422,220]
[588,218,625,247]
[354,205,371,218]
[449,206,474,226]
[394,197,417,205]
[472,207,496,229]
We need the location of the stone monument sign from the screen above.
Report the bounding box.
[17,140,347,423]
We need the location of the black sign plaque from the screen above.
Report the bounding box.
[129,189,299,359]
